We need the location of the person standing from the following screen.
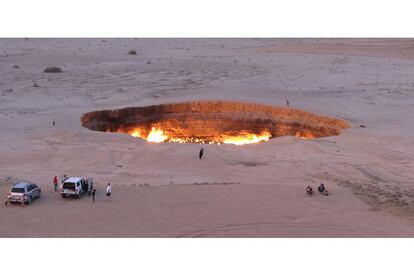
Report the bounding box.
[61,174,68,185]
[286,99,290,107]
[106,183,112,202]
[53,176,58,192]
[52,119,55,126]
[199,147,204,160]
[91,188,96,203]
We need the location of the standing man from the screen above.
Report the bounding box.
[286,99,290,107]
[199,147,204,160]
[106,183,112,202]
[92,187,96,203]
[61,174,68,184]
[53,176,58,192]
[52,119,55,126]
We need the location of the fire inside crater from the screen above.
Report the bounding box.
[81,101,350,145]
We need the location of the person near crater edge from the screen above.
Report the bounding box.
[199,147,204,160]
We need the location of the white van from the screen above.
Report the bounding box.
[61,177,93,199]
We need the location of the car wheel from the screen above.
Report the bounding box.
[61,194,66,198]
[27,196,32,205]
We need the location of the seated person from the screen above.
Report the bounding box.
[305,186,314,195]
[318,183,326,193]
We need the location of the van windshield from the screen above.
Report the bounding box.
[11,187,25,193]
[63,182,76,190]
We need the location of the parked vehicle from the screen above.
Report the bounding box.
[61,177,93,199]
[7,182,42,205]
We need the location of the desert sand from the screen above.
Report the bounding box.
[0,38,413,237]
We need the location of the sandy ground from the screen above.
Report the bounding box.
[0,38,414,237]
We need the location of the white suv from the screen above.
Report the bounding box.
[61,177,93,198]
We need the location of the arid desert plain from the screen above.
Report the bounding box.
[1,38,414,237]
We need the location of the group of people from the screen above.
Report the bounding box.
[306,183,329,196]
[88,182,112,202]
[53,174,112,203]
[52,174,69,193]
[199,147,331,198]
[90,183,112,203]
[87,182,112,202]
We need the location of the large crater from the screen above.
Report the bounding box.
[81,101,350,145]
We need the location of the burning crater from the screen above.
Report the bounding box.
[81,101,350,145]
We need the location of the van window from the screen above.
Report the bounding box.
[63,182,76,190]
[11,187,25,193]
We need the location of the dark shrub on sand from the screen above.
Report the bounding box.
[44,67,63,73]
[128,50,137,55]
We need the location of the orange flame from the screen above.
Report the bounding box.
[145,127,168,143]
[127,127,168,143]
[128,129,142,138]
[222,132,271,145]
[126,127,272,145]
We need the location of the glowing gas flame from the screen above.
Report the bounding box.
[124,127,320,144]
[128,129,141,138]
[146,127,168,143]
[222,132,271,145]
[126,126,272,145]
